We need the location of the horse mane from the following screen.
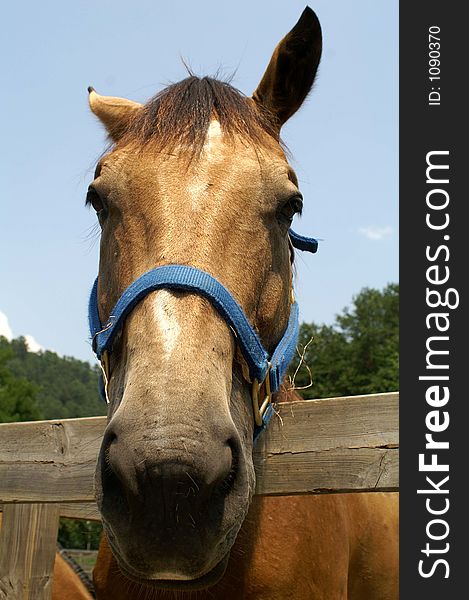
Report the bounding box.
[119,76,279,157]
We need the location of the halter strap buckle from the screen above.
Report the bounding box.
[252,362,272,427]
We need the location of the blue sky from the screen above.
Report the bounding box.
[0,0,397,362]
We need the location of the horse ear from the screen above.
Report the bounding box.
[88,87,143,141]
[252,7,322,130]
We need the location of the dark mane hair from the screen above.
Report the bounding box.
[119,76,279,156]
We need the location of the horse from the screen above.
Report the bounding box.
[52,552,95,600]
[86,7,398,599]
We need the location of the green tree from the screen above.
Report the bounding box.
[58,519,103,550]
[337,283,399,394]
[289,283,399,398]
[0,339,42,422]
[0,336,105,421]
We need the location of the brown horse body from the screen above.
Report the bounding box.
[52,553,94,600]
[85,7,398,599]
[93,492,398,600]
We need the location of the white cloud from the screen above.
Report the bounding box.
[358,226,393,241]
[0,311,13,340]
[24,334,44,354]
[0,310,44,353]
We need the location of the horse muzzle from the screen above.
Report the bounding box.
[95,409,249,581]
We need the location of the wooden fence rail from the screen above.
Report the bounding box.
[0,392,399,599]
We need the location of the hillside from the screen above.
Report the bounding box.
[0,336,105,422]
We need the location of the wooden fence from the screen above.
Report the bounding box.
[0,392,398,599]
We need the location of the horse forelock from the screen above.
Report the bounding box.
[117,76,280,158]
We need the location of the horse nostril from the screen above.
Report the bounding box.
[98,429,132,517]
[103,430,117,466]
[97,422,244,526]
[216,437,240,496]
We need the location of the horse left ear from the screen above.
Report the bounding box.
[252,6,322,130]
[88,87,143,141]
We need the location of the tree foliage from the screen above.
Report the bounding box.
[0,342,42,422]
[0,336,105,420]
[289,283,399,398]
[58,519,102,551]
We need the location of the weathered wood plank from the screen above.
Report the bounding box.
[56,503,101,521]
[0,503,101,522]
[0,503,60,600]
[0,417,103,504]
[255,447,398,495]
[0,393,398,501]
[254,392,398,494]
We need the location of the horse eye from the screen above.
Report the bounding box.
[86,187,107,222]
[279,195,303,224]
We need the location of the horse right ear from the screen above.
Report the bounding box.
[252,7,322,131]
[88,87,143,141]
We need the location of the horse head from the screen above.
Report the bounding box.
[87,7,321,590]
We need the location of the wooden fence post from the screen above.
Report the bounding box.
[0,503,60,600]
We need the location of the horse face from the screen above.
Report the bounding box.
[88,8,321,590]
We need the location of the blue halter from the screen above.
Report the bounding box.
[89,228,318,440]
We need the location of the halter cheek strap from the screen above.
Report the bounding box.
[89,228,318,440]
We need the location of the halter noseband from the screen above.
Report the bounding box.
[89,229,318,440]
